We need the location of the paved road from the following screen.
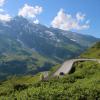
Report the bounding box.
[53,59,100,76]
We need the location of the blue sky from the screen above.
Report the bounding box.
[0,0,100,37]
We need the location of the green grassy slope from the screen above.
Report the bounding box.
[0,42,100,99]
[0,50,56,80]
[80,41,100,58]
[0,34,58,80]
[0,61,100,100]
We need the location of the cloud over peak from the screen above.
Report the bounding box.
[0,0,5,7]
[0,0,12,22]
[18,4,43,18]
[76,12,85,21]
[51,9,90,31]
[0,13,11,21]
[0,8,11,22]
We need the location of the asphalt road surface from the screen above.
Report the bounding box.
[53,59,100,76]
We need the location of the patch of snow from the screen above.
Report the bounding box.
[45,30,58,41]
[70,39,76,42]
[45,31,55,37]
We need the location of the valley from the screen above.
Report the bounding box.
[0,16,99,81]
[0,17,100,100]
[0,39,100,99]
[0,0,99,99]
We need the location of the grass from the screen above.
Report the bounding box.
[0,61,100,99]
[0,42,100,99]
[80,41,100,59]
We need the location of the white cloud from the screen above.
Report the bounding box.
[33,19,39,24]
[0,0,12,22]
[51,9,90,31]
[0,8,12,22]
[18,4,43,18]
[76,12,85,21]
[0,8,4,12]
[0,13,11,21]
[0,0,5,7]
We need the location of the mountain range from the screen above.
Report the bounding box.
[0,16,99,80]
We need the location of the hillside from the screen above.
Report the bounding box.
[0,42,100,99]
[0,61,99,99]
[0,53,56,80]
[0,0,99,99]
[0,16,98,61]
[0,16,99,80]
[80,41,100,58]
